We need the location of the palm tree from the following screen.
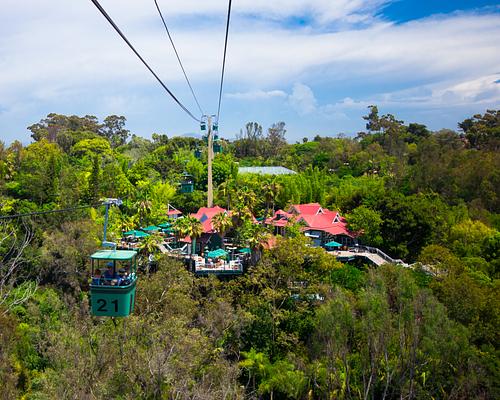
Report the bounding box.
[211,212,233,249]
[240,222,270,266]
[174,216,203,255]
[119,214,137,233]
[232,187,257,228]
[217,178,236,210]
[240,186,257,212]
[135,199,152,227]
[139,232,163,254]
[262,179,282,218]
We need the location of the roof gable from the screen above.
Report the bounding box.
[191,206,230,234]
[266,203,354,237]
[290,203,322,215]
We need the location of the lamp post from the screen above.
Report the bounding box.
[207,115,214,207]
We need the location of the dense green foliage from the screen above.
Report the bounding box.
[0,109,498,399]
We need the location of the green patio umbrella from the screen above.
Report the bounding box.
[158,222,172,228]
[207,248,228,258]
[324,240,342,248]
[123,230,150,238]
[141,225,160,232]
[238,248,251,254]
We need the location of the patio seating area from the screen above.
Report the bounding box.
[190,254,244,275]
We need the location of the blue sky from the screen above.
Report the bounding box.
[0,0,499,144]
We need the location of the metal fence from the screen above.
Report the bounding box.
[350,245,406,266]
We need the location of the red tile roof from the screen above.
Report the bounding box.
[266,203,354,238]
[290,203,323,215]
[191,206,228,234]
[192,205,226,220]
[167,209,182,215]
[268,219,289,227]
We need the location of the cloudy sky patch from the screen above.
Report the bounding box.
[0,0,499,143]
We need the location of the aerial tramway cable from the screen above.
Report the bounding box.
[216,0,233,122]
[0,204,100,221]
[153,0,204,116]
[89,0,201,122]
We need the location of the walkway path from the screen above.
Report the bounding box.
[359,251,387,266]
[157,243,168,254]
[334,250,389,266]
[331,247,435,274]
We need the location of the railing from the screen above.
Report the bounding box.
[165,242,187,253]
[193,259,243,274]
[91,273,136,287]
[349,245,406,266]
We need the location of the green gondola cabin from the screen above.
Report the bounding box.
[180,172,194,193]
[213,142,222,153]
[90,250,138,317]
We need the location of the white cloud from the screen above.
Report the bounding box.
[288,83,317,115]
[1,3,499,100]
[281,73,500,120]
[226,90,287,100]
[431,74,500,106]
[0,0,391,31]
[363,73,500,108]
[1,0,500,142]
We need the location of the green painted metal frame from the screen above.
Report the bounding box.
[90,250,138,317]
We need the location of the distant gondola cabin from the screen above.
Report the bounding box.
[90,250,138,317]
[180,172,194,193]
[213,142,222,153]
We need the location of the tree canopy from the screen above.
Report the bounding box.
[0,109,498,399]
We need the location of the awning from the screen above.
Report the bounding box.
[207,248,228,258]
[91,250,137,261]
[305,232,320,238]
[324,240,342,248]
[123,230,150,238]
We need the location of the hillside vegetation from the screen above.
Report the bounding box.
[0,108,498,399]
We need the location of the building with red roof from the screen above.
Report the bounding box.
[166,204,182,219]
[265,203,356,247]
[191,205,227,234]
[190,206,229,252]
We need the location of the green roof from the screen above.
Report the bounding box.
[91,250,137,261]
